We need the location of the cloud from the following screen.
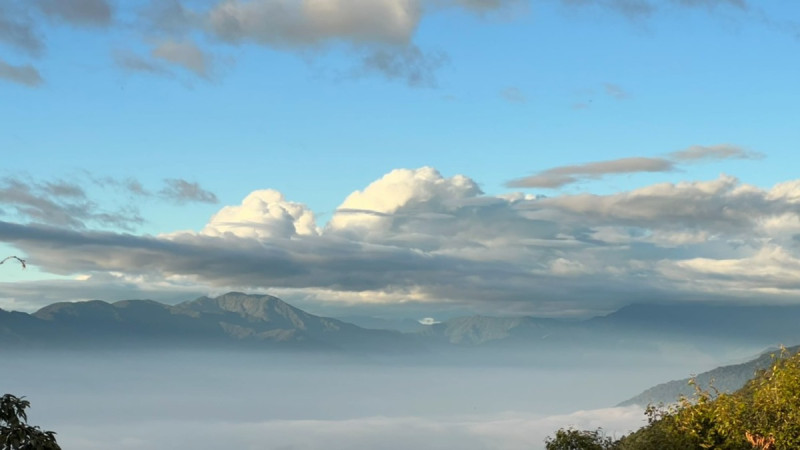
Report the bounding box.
[0,272,205,312]
[562,0,750,20]
[328,167,482,233]
[508,143,764,189]
[113,50,170,75]
[561,0,656,20]
[611,0,656,19]
[6,168,800,315]
[140,0,200,35]
[0,7,43,56]
[0,176,142,230]
[356,45,448,87]
[506,157,674,188]
[0,58,42,87]
[206,0,421,48]
[0,175,218,232]
[152,39,214,78]
[500,86,526,103]
[201,189,318,239]
[668,144,764,162]
[159,179,219,204]
[418,317,441,325]
[673,0,747,10]
[530,174,756,229]
[603,82,629,99]
[445,0,525,12]
[35,0,113,27]
[52,408,645,450]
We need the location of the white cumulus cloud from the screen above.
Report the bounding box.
[202,189,319,239]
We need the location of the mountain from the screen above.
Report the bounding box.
[334,315,425,333]
[591,303,800,346]
[417,315,564,345]
[8,295,800,363]
[619,345,800,407]
[0,292,419,353]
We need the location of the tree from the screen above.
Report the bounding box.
[0,394,61,450]
[545,348,800,450]
[545,427,615,450]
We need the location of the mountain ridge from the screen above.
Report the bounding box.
[1,292,417,353]
[619,345,800,407]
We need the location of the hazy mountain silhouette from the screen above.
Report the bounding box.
[593,303,800,341]
[1,292,418,353]
[619,345,800,407]
[6,295,800,361]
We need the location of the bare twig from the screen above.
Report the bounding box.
[0,256,27,269]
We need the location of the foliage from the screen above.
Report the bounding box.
[0,394,61,450]
[544,427,615,450]
[545,348,800,450]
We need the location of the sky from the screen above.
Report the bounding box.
[1,0,800,319]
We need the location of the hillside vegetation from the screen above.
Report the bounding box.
[620,345,800,407]
[547,348,800,450]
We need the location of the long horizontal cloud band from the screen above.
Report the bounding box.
[507,145,765,189]
[4,167,800,314]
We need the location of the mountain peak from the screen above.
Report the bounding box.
[177,292,327,333]
[34,300,116,321]
[181,292,294,317]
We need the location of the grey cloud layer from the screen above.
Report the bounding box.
[0,58,42,86]
[562,0,746,18]
[0,0,769,88]
[356,45,448,87]
[669,144,764,161]
[152,39,214,77]
[207,0,420,47]
[0,177,142,230]
[0,175,218,229]
[36,0,113,27]
[507,144,758,189]
[4,167,800,314]
[0,5,43,55]
[159,178,219,204]
[507,157,674,188]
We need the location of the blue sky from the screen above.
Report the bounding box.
[2,0,800,318]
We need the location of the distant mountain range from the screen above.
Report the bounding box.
[0,292,418,353]
[5,293,800,364]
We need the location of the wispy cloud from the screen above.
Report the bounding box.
[500,86,527,103]
[152,39,214,78]
[35,0,113,27]
[113,49,170,76]
[603,82,629,100]
[356,45,449,88]
[507,143,762,189]
[560,0,656,20]
[673,0,747,10]
[0,0,781,89]
[668,144,763,161]
[0,176,142,230]
[0,58,42,87]
[207,0,421,47]
[507,157,674,188]
[0,175,218,231]
[562,0,747,19]
[0,5,43,55]
[159,179,219,205]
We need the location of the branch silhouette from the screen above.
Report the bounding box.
[0,256,27,269]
